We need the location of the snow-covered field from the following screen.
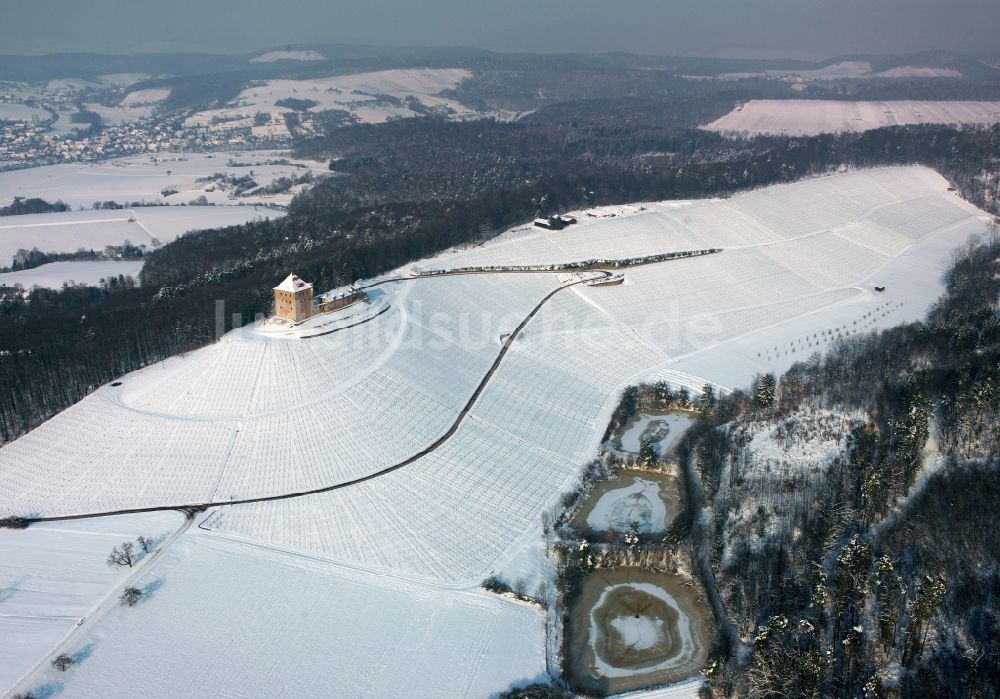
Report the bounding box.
[0,151,327,208]
[0,260,143,288]
[703,99,1000,135]
[6,530,545,699]
[251,49,326,62]
[0,165,991,697]
[874,66,963,78]
[720,60,963,81]
[0,103,50,122]
[186,68,479,132]
[120,87,170,107]
[0,205,281,270]
[0,512,184,695]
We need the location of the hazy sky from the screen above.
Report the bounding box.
[2,0,998,58]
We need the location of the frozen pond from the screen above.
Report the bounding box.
[567,569,710,695]
[617,411,694,455]
[574,470,680,534]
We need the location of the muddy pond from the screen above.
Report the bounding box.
[571,470,680,535]
[567,568,711,695]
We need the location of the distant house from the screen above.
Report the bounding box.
[533,214,578,231]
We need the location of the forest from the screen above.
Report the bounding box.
[670,233,1000,698]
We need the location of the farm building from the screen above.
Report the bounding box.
[533,214,578,230]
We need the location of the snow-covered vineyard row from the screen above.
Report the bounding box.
[0,273,560,513]
[208,302,665,583]
[1,165,992,699]
[417,167,960,271]
[0,168,985,524]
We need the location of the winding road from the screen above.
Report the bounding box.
[19,248,724,524]
[26,269,614,524]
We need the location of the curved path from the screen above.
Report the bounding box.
[21,248,725,523]
[27,269,612,523]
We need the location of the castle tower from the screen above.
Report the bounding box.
[273,273,314,322]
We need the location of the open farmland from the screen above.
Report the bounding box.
[0,260,143,288]
[0,103,50,122]
[6,531,546,699]
[0,205,282,273]
[720,60,965,81]
[702,99,1000,135]
[0,151,328,208]
[0,166,991,698]
[0,511,184,694]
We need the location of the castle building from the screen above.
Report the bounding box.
[273,274,314,322]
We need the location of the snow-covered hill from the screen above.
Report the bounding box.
[0,165,991,698]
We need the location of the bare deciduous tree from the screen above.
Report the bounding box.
[513,578,528,597]
[106,541,135,569]
[136,535,153,554]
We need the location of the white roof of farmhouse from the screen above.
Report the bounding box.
[274,274,313,293]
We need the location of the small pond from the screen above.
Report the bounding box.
[567,568,710,695]
[572,470,680,535]
[616,411,693,457]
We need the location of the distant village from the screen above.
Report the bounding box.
[0,86,294,169]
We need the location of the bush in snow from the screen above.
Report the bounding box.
[120,586,143,607]
[498,683,574,699]
[51,653,74,671]
[481,575,513,595]
[0,516,31,529]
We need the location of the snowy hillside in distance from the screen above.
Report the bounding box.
[0,205,282,284]
[0,260,143,288]
[185,68,483,134]
[250,49,326,62]
[0,151,328,209]
[0,165,991,698]
[703,99,1000,136]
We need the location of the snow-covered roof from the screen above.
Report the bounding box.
[274,273,313,293]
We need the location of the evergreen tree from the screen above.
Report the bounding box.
[755,373,777,409]
[638,435,657,467]
[698,383,716,416]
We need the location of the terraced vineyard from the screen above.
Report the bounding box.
[1,166,991,698]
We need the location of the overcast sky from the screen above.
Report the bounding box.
[2,0,998,58]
